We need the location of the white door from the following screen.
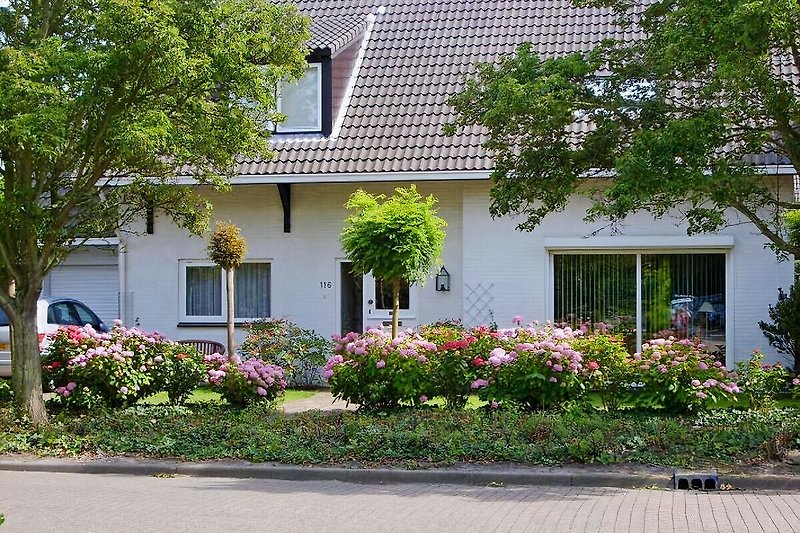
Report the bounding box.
[48,265,120,325]
[362,273,418,330]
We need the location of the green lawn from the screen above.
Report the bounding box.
[139,387,317,406]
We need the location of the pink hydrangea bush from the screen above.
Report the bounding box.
[42,322,195,408]
[204,353,286,406]
[476,325,591,410]
[324,328,433,409]
[628,337,739,412]
[418,322,506,409]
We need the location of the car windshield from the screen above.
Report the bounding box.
[0,307,7,327]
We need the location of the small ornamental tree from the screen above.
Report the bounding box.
[208,221,247,358]
[341,186,447,337]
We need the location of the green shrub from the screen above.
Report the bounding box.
[736,350,790,410]
[240,318,331,387]
[325,329,431,409]
[627,337,738,413]
[759,286,800,371]
[151,347,207,405]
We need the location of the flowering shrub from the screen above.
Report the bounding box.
[324,329,433,409]
[477,325,590,410]
[42,323,177,408]
[42,323,210,408]
[204,353,286,406]
[239,318,331,387]
[736,350,790,410]
[419,323,501,408]
[627,337,739,412]
[570,335,630,410]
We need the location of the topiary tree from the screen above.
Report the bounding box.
[208,221,247,359]
[341,186,447,338]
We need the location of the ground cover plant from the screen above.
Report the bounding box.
[0,404,798,469]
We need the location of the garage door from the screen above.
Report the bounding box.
[48,265,120,325]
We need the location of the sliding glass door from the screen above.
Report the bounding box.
[553,252,726,351]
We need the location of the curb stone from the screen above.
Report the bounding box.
[0,456,798,490]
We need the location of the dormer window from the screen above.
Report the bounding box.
[277,63,324,134]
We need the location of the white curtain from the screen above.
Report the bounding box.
[235,263,271,319]
[186,266,222,316]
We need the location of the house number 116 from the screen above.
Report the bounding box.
[320,281,332,289]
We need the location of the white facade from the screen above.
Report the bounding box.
[118,177,794,366]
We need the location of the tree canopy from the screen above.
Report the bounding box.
[341,185,447,337]
[0,0,310,422]
[447,0,800,257]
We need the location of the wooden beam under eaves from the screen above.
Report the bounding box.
[277,183,291,233]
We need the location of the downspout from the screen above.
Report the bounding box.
[117,238,127,325]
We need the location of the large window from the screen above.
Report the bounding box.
[181,261,271,322]
[276,64,322,133]
[553,252,726,350]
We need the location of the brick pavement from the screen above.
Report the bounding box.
[0,471,798,533]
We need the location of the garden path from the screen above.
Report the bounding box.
[281,390,356,414]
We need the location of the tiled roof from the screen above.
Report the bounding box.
[245,0,793,177]
[240,0,635,176]
[307,14,370,55]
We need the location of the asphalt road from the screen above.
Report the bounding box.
[1,471,799,532]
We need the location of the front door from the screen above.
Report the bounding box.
[338,261,363,336]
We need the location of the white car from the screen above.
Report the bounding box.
[0,298,108,378]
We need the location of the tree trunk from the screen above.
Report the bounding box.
[391,278,400,339]
[11,295,47,424]
[226,267,235,361]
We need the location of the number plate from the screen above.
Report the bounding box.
[0,342,9,351]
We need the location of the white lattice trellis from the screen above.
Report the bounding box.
[464,282,494,326]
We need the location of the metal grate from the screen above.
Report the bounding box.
[464,282,495,326]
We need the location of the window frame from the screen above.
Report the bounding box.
[276,62,323,134]
[178,259,272,324]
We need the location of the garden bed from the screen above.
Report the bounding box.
[1,404,798,469]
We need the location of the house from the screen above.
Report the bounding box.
[46,0,796,366]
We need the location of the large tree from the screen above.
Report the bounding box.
[447,0,800,255]
[0,0,310,422]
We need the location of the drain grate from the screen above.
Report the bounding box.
[673,470,718,490]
